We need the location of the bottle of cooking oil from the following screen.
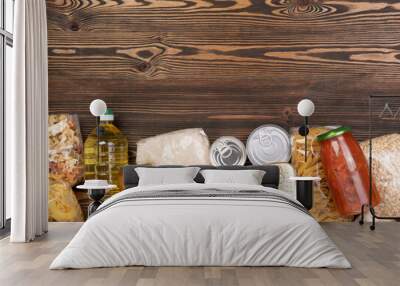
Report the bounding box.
[84,109,128,196]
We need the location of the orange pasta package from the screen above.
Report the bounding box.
[290,126,352,222]
[48,114,84,186]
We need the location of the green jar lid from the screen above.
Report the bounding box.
[316,126,352,142]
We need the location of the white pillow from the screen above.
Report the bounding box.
[135,167,200,186]
[200,169,266,185]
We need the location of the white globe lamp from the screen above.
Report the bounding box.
[297,99,315,117]
[90,99,107,117]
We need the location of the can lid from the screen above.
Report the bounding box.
[209,136,246,166]
[246,124,291,165]
[100,108,114,121]
[316,126,351,142]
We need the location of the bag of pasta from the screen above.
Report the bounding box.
[290,126,351,222]
[48,180,83,222]
[48,114,84,186]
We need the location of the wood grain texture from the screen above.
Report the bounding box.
[1,222,400,286]
[47,0,400,161]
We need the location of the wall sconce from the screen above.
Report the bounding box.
[291,98,318,210]
[297,99,315,162]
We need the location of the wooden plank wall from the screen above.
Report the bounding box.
[47,0,400,161]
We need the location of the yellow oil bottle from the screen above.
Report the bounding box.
[84,109,128,196]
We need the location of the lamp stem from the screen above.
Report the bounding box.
[304,116,308,163]
[96,116,100,179]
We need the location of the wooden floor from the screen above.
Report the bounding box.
[0,222,399,286]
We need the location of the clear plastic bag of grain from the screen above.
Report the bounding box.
[290,127,352,222]
[360,134,400,217]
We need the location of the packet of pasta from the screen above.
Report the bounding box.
[48,180,83,222]
[48,114,84,186]
[290,126,351,222]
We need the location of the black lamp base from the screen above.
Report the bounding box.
[296,180,314,210]
[87,188,106,216]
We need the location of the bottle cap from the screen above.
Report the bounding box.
[100,108,114,121]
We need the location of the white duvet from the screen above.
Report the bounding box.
[50,183,351,269]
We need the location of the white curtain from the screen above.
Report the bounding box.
[7,0,48,242]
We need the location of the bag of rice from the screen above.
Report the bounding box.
[136,128,210,166]
[360,134,400,217]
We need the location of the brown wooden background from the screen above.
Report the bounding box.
[47,0,400,162]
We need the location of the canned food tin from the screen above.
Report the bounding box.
[246,124,291,165]
[210,136,247,166]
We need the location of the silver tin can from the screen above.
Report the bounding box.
[246,124,291,165]
[210,136,247,166]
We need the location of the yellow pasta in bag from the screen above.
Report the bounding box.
[48,180,83,222]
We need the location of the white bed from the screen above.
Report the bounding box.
[50,181,350,269]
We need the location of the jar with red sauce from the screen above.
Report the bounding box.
[316,126,380,216]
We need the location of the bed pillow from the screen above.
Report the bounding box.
[200,169,266,185]
[135,167,201,186]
